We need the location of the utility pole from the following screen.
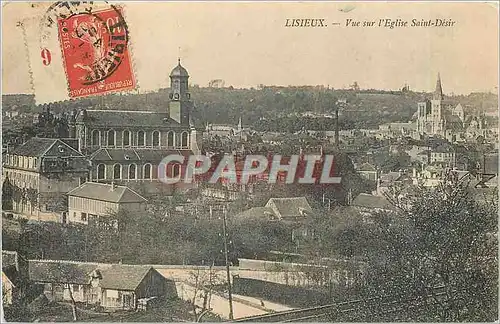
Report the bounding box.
[222,206,234,320]
[334,102,339,148]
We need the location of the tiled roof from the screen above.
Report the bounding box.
[235,207,277,222]
[28,260,102,285]
[266,197,312,219]
[10,138,57,157]
[357,163,377,172]
[9,138,84,158]
[85,110,181,128]
[27,260,154,290]
[352,193,395,211]
[90,148,193,162]
[98,265,152,291]
[67,182,147,203]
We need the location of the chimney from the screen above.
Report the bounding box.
[110,181,116,191]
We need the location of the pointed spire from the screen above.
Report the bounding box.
[433,72,443,100]
[237,117,242,131]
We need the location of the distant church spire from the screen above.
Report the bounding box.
[433,73,444,100]
[238,117,242,132]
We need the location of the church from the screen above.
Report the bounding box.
[413,74,490,143]
[414,74,465,142]
[68,59,202,195]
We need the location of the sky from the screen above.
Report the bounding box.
[2,1,499,96]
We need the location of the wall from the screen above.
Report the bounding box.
[233,277,329,308]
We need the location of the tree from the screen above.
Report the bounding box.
[360,177,497,321]
[187,266,225,321]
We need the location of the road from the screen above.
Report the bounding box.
[157,269,294,319]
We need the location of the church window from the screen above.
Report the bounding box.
[137,131,145,146]
[97,164,106,180]
[172,164,181,177]
[181,132,189,148]
[107,130,116,146]
[128,164,137,180]
[91,130,100,146]
[143,163,152,179]
[152,165,158,179]
[123,130,131,147]
[113,164,122,180]
[152,131,160,147]
[167,131,174,147]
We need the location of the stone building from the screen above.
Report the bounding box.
[2,138,88,221]
[67,60,202,195]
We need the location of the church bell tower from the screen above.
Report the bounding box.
[169,59,191,125]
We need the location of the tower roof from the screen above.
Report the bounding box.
[433,73,443,100]
[170,58,189,77]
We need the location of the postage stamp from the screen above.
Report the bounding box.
[21,1,136,104]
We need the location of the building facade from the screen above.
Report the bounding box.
[69,60,202,195]
[67,182,147,225]
[2,138,89,220]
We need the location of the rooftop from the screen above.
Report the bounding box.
[99,265,153,291]
[67,182,147,203]
[84,110,180,127]
[266,197,313,219]
[90,148,193,162]
[352,193,395,211]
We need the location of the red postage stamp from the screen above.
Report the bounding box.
[20,2,137,104]
[57,7,136,98]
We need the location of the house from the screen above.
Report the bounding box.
[265,197,313,222]
[97,265,175,310]
[1,138,89,221]
[2,250,29,306]
[430,145,456,167]
[2,270,16,305]
[28,260,176,310]
[66,182,147,225]
[351,193,396,218]
[356,162,378,182]
[235,197,314,246]
[28,260,100,303]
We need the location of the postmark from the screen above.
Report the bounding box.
[22,1,136,103]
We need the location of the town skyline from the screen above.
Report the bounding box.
[2,2,498,96]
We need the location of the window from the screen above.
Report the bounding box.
[143,164,152,179]
[173,164,181,177]
[97,164,106,180]
[91,130,100,146]
[167,131,174,147]
[73,285,80,292]
[81,213,87,221]
[152,165,158,179]
[137,131,145,146]
[113,164,122,180]
[107,130,116,146]
[181,132,189,148]
[128,164,137,180]
[152,130,160,146]
[123,130,131,147]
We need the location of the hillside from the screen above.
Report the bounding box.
[2,89,497,131]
